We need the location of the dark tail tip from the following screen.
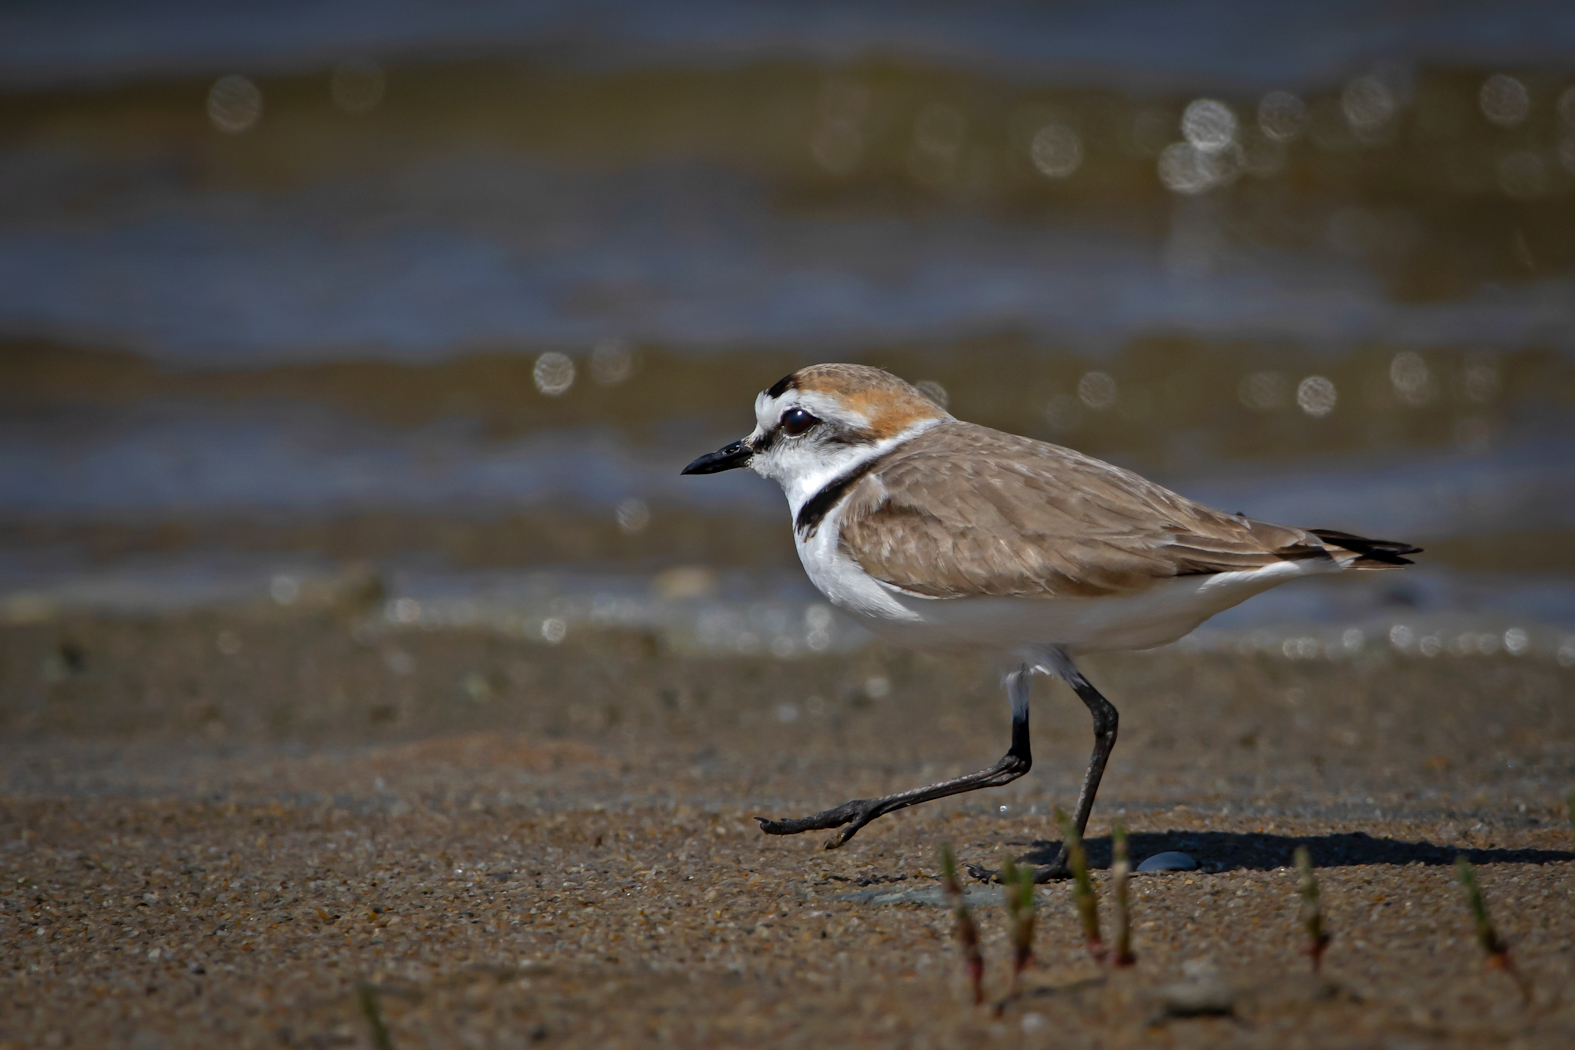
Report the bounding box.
[1310,528,1422,566]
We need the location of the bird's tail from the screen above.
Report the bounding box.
[1309,528,1421,568]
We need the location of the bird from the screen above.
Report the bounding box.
[681,363,1419,881]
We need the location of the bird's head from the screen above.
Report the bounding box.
[681,363,951,508]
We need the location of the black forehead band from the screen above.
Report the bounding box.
[765,373,797,399]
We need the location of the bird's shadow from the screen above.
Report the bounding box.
[1013,829,1574,872]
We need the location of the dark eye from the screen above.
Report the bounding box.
[780,407,820,436]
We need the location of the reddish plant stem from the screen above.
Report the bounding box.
[940,843,985,1005]
[1293,846,1331,972]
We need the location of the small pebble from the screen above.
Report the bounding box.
[1136,850,1198,873]
[1151,978,1236,1018]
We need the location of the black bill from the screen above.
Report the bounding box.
[681,439,752,475]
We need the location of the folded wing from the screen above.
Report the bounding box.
[836,421,1345,600]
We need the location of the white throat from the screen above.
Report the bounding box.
[756,417,944,520]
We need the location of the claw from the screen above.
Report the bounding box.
[1032,862,1071,884]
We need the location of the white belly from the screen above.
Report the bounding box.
[795,516,1340,656]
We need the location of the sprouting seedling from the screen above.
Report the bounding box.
[1455,855,1506,957]
[356,979,396,1050]
[1001,857,1038,992]
[1055,807,1104,962]
[1455,856,1531,1002]
[1110,825,1136,967]
[1293,846,1330,972]
[940,843,985,1005]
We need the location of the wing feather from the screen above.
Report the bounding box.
[836,421,1331,599]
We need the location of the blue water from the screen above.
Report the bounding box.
[2,155,1572,363]
[2,2,1573,640]
[6,1,1575,91]
[0,400,1570,542]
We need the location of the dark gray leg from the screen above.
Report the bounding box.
[757,667,1035,850]
[1020,662,1119,883]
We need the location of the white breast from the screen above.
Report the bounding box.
[795,501,927,625]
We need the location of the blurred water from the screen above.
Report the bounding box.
[3,154,1573,361]
[2,4,1574,647]
[3,401,1573,540]
[6,1,1575,90]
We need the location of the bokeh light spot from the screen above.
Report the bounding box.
[1029,124,1083,178]
[1389,351,1435,405]
[1157,141,1239,194]
[616,498,651,535]
[533,352,576,396]
[270,575,300,605]
[1296,376,1337,417]
[1461,362,1499,403]
[1480,74,1531,126]
[1341,75,1395,132]
[1181,99,1237,152]
[207,75,262,133]
[1258,91,1305,142]
[1158,142,1209,194]
[1077,371,1117,411]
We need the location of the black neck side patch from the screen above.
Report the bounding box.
[795,451,890,539]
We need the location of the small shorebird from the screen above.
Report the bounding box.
[682,363,1418,880]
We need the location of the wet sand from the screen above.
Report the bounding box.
[3,612,1574,1048]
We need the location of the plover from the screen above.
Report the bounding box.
[682,363,1418,879]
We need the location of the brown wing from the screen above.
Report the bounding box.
[837,421,1331,599]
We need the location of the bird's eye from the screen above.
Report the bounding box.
[780,407,820,436]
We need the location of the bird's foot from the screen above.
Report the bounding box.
[756,798,886,850]
[1029,860,1072,884]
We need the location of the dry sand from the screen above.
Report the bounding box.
[3,611,1573,1048]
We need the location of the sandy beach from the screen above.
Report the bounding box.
[4,611,1572,1048]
